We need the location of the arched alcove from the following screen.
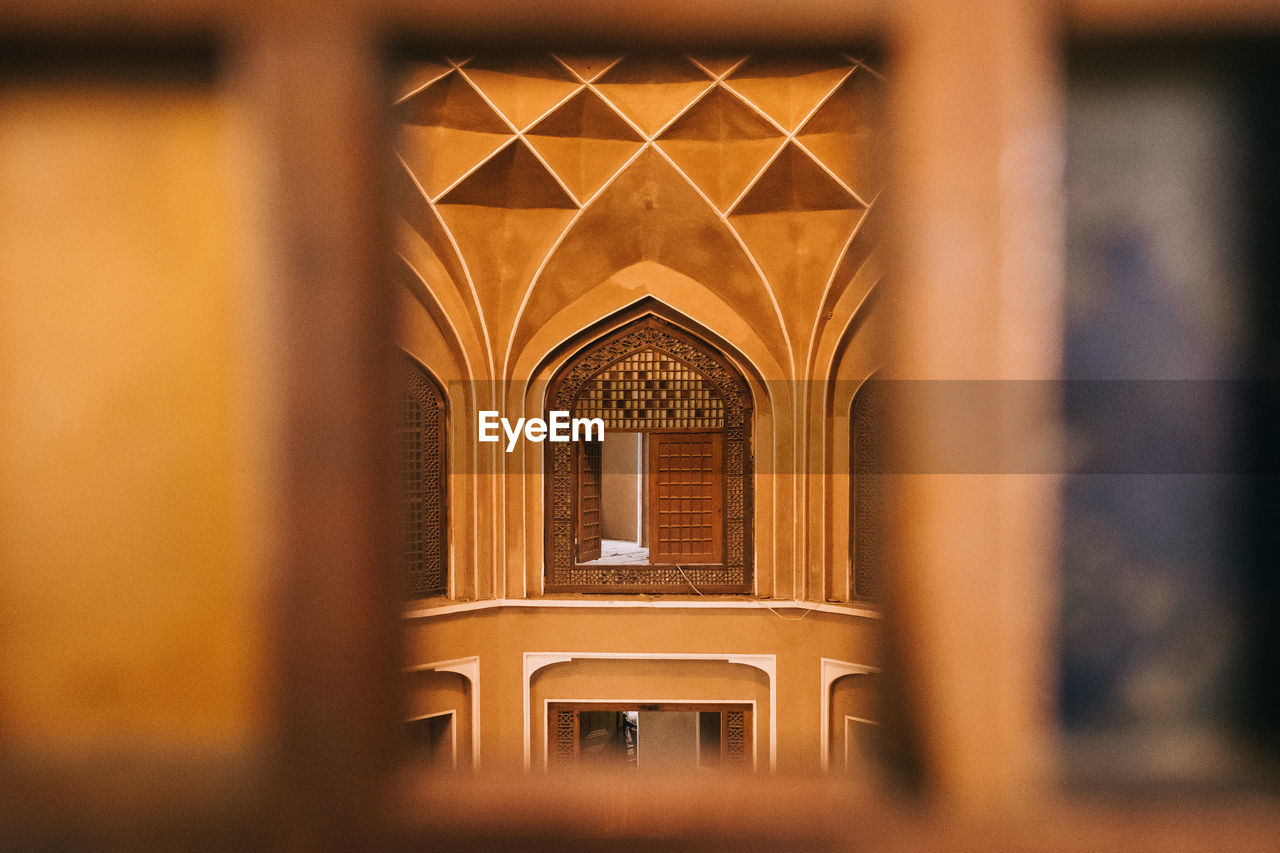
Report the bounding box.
[849,374,884,601]
[544,315,753,594]
[401,354,448,598]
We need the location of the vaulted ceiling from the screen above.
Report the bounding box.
[395,53,884,381]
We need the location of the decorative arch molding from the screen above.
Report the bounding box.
[394,253,479,389]
[509,268,786,389]
[523,652,777,772]
[819,658,879,771]
[544,315,754,593]
[406,655,480,769]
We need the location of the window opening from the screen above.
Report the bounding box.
[548,703,752,771]
[401,355,448,598]
[545,316,752,593]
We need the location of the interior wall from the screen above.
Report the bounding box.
[394,54,887,606]
[600,431,642,541]
[406,605,882,773]
[829,672,879,778]
[532,658,769,771]
[406,670,472,769]
[391,51,892,778]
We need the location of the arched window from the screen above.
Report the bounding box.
[850,376,884,601]
[401,355,447,598]
[545,316,752,594]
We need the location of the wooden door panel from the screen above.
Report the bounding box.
[649,432,722,563]
[576,439,602,562]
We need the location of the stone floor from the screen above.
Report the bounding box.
[581,539,649,565]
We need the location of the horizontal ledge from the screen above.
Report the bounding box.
[404,596,881,620]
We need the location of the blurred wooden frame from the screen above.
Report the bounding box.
[2,0,1279,847]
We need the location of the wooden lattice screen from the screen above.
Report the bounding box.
[401,356,447,598]
[851,377,883,601]
[573,347,726,430]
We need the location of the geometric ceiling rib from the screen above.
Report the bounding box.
[592,56,715,137]
[519,148,788,364]
[796,67,885,203]
[525,89,645,203]
[688,55,747,78]
[433,138,581,348]
[723,54,853,133]
[730,142,863,216]
[552,54,622,83]
[395,59,452,103]
[436,139,577,210]
[656,87,785,212]
[396,70,514,198]
[729,163,866,350]
[393,161,470,297]
[825,207,880,314]
[396,69,510,132]
[460,54,582,132]
[393,51,886,376]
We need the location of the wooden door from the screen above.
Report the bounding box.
[576,439,602,562]
[649,432,723,564]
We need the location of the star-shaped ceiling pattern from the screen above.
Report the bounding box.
[395,53,885,372]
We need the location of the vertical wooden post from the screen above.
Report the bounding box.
[234,12,401,846]
[887,0,1064,807]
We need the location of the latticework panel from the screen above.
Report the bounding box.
[852,378,883,601]
[555,709,578,766]
[725,709,748,767]
[573,347,725,430]
[401,357,447,598]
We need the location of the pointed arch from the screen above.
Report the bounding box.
[511,148,791,376]
[543,315,753,594]
[849,370,884,602]
[401,353,449,598]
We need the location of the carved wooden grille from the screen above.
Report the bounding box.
[573,347,725,430]
[554,709,578,765]
[401,357,447,598]
[725,709,747,767]
[545,317,752,593]
[852,378,883,601]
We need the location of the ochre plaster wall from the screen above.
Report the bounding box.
[532,659,769,771]
[395,54,885,608]
[600,432,642,542]
[394,54,888,775]
[829,672,880,776]
[405,606,881,774]
[406,670,473,769]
